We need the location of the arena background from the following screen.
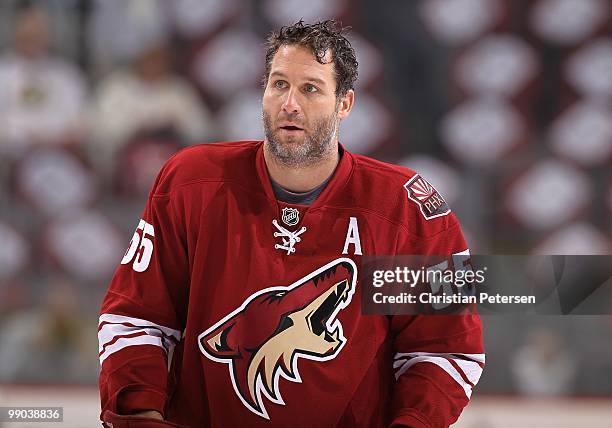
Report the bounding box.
[0,0,611,427]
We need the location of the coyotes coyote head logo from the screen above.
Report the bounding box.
[198,258,357,419]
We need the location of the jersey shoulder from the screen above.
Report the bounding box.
[151,141,261,195]
[348,153,457,236]
[351,153,416,183]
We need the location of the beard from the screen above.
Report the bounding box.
[263,110,339,168]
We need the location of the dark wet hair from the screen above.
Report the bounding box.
[263,19,358,98]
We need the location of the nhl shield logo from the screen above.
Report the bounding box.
[281,207,300,226]
[404,174,451,220]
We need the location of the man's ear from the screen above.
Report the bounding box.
[337,89,355,121]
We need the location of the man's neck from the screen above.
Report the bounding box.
[263,141,340,193]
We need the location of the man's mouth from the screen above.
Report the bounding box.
[279,125,304,133]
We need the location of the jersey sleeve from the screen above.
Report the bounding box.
[98,164,189,420]
[389,203,484,427]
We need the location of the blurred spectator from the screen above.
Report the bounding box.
[534,223,612,255]
[441,98,526,165]
[263,0,347,27]
[216,89,265,141]
[114,131,185,198]
[0,5,87,157]
[0,0,81,59]
[549,101,612,167]
[340,93,393,154]
[530,0,609,46]
[15,147,97,217]
[0,276,97,384]
[169,0,238,40]
[455,34,539,99]
[511,327,576,395]
[0,279,30,323]
[88,0,170,76]
[191,29,264,101]
[89,42,215,173]
[505,159,591,230]
[565,38,612,100]
[43,208,125,282]
[0,221,29,283]
[420,0,503,46]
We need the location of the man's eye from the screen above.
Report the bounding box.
[275,80,287,89]
[305,84,318,93]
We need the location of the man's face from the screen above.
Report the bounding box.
[262,44,352,167]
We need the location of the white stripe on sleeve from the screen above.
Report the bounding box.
[98,313,181,365]
[393,352,484,399]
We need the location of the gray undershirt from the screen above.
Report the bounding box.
[271,174,332,205]
[270,148,344,205]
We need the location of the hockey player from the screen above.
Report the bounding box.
[99,20,484,427]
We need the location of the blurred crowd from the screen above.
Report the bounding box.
[0,0,611,394]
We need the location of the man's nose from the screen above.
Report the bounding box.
[281,88,301,114]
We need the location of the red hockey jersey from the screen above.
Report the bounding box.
[99,141,484,428]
